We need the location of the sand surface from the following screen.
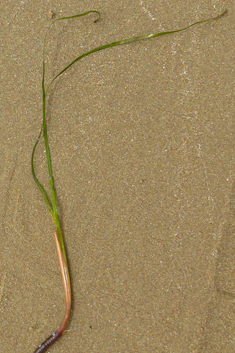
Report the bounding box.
[1,1,235,352]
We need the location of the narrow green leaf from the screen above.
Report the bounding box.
[53,10,100,24]
[46,9,227,94]
[31,128,54,216]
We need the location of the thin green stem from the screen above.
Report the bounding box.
[32,8,227,353]
[41,11,100,260]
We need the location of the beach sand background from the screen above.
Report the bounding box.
[1,1,235,352]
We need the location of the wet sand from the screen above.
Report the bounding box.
[1,1,235,352]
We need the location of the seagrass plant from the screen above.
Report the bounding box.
[31,8,227,353]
